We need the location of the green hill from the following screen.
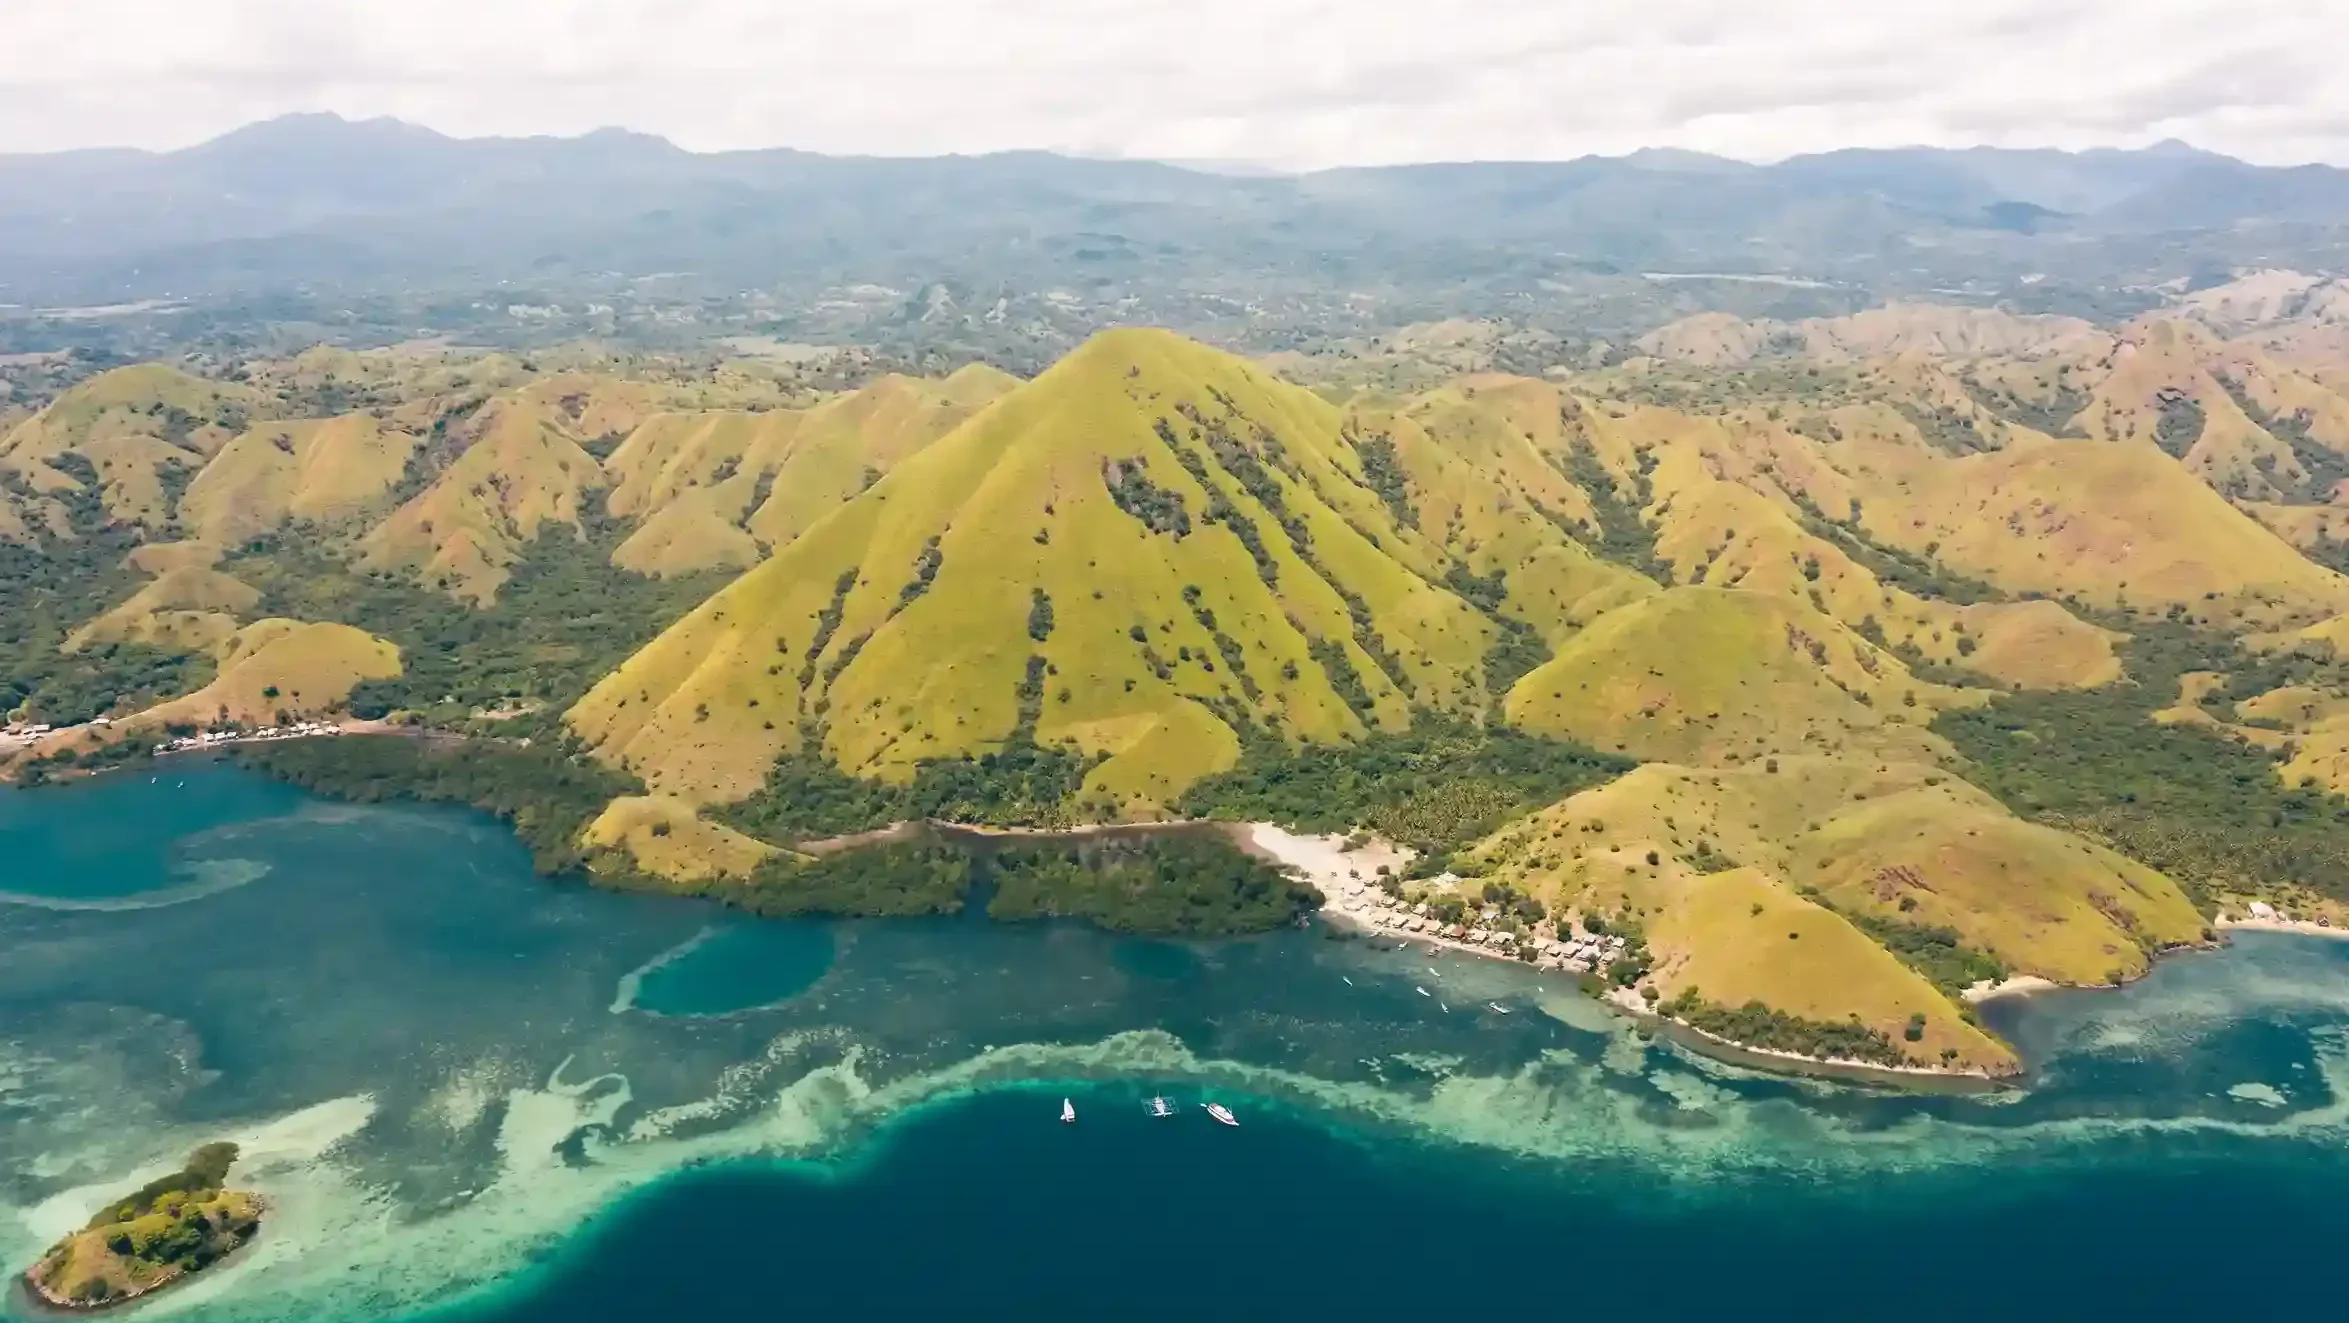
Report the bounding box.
[573,328,1524,809]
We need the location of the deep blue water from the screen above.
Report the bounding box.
[4,763,2349,1323]
[464,1089,2348,1323]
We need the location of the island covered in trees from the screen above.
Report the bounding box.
[21,1143,262,1311]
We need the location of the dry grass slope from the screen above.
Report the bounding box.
[573,328,1496,808]
[1503,586,1966,765]
[583,795,782,883]
[183,414,419,544]
[132,620,400,727]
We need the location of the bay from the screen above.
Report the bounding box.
[3,763,2346,1323]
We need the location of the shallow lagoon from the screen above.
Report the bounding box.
[4,764,2348,1321]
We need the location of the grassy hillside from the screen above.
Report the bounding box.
[573,328,1506,809]
[604,366,1015,576]
[18,325,2349,1078]
[359,395,611,603]
[0,365,271,536]
[1467,759,2024,1072]
[1837,436,2349,624]
[1503,586,1967,765]
[182,413,418,545]
[133,620,401,727]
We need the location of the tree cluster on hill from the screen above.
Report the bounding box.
[1181,718,1632,860]
[236,510,728,734]
[719,738,1101,842]
[1936,623,2349,910]
[1660,989,1910,1068]
[0,484,212,725]
[26,1142,260,1309]
[674,831,1320,936]
[984,834,1323,934]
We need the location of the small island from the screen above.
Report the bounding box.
[22,1143,262,1311]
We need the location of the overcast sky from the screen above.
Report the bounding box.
[4,0,2344,167]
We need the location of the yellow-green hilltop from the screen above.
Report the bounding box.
[14,284,2349,1075]
[22,1143,262,1310]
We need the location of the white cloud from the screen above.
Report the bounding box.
[1,0,2344,167]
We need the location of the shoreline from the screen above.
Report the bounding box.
[1237,826,2014,1086]
[794,817,1243,856]
[16,1198,267,1315]
[1600,988,2015,1090]
[1962,975,2064,1004]
[0,716,420,788]
[22,747,2339,1089]
[2214,914,2349,942]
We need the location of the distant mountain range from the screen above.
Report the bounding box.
[3,115,2347,313]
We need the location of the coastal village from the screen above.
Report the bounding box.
[1339,884,1630,976]
[0,716,352,765]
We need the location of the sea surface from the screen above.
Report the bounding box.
[5,764,2349,1321]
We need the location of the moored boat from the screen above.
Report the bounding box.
[1148,1096,1174,1118]
[1204,1103,1238,1126]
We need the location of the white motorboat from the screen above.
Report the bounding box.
[1061,1098,1076,1123]
[1204,1103,1238,1126]
[1489,1002,1512,1014]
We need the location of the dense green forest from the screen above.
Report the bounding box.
[691,831,1318,936]
[1180,719,1632,859]
[0,482,215,725]
[89,1143,243,1230]
[237,734,636,874]
[238,737,1317,935]
[1935,622,2349,909]
[984,834,1323,934]
[705,842,978,918]
[718,739,1100,841]
[234,513,728,734]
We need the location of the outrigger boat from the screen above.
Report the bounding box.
[1204,1103,1238,1126]
[1061,1098,1076,1123]
[1147,1096,1175,1118]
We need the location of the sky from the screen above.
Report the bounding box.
[3,0,2345,168]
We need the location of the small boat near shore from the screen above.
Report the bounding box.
[1416,986,1431,997]
[1147,1096,1174,1118]
[1061,1098,1076,1123]
[1489,1002,1512,1014]
[1204,1103,1238,1126]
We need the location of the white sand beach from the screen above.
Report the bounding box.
[1963,975,2063,1003]
[1242,824,1412,898]
[2216,914,2349,942]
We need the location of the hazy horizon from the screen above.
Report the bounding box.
[0,108,2294,175]
[4,1,2344,170]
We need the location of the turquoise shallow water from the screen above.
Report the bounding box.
[4,763,2349,1322]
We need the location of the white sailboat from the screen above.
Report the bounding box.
[1060,1098,1076,1123]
